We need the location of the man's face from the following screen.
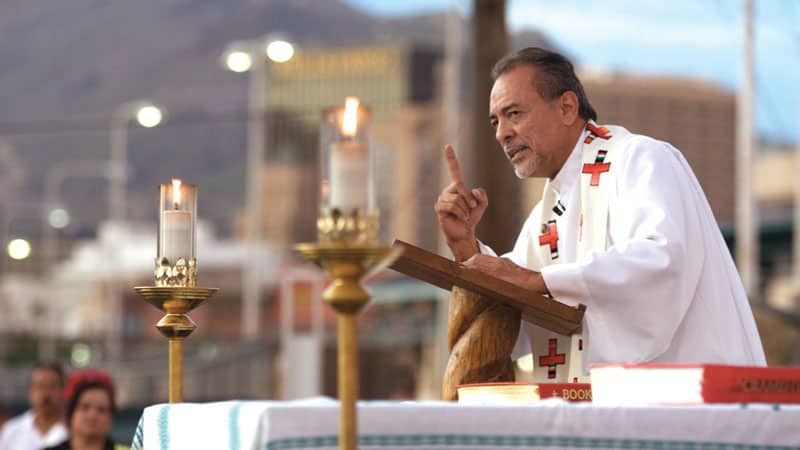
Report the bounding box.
[489,65,573,179]
[29,368,63,417]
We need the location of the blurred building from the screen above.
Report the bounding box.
[268,43,441,121]
[581,69,736,224]
[240,42,448,251]
[752,142,796,311]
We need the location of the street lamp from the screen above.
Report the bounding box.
[224,51,253,73]
[48,209,69,229]
[7,238,31,260]
[136,105,163,128]
[1,201,44,267]
[1,200,55,360]
[41,160,112,269]
[108,101,164,359]
[109,100,165,225]
[221,35,295,340]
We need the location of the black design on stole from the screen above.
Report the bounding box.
[552,200,565,217]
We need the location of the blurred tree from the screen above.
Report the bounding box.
[3,334,39,365]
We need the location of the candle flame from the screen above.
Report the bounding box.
[341,97,359,137]
[171,179,182,208]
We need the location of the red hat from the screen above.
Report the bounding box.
[64,369,115,402]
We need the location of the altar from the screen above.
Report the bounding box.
[131,398,800,450]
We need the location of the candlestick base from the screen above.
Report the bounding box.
[134,286,217,402]
[294,242,401,450]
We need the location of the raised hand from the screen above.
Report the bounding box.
[434,145,488,261]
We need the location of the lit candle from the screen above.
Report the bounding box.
[160,179,193,262]
[329,97,368,210]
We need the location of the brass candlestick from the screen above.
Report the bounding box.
[305,98,400,450]
[295,240,401,450]
[135,180,217,403]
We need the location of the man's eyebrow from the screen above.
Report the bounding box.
[488,102,520,121]
[501,103,520,115]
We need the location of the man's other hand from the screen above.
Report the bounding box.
[434,145,488,261]
[462,254,548,296]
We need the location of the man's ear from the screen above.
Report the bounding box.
[558,91,580,126]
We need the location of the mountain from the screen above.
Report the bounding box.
[0,0,550,236]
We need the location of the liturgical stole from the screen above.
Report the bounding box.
[526,121,631,383]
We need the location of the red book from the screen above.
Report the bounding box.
[457,382,592,404]
[590,363,800,405]
[537,383,592,402]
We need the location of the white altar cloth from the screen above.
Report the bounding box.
[131,398,800,450]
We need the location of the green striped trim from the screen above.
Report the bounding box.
[229,402,242,450]
[263,434,800,450]
[158,405,171,450]
[130,416,145,450]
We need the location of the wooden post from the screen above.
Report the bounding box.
[442,286,519,400]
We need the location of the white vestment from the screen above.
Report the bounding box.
[480,123,766,371]
[0,410,68,450]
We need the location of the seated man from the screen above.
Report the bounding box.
[434,47,765,374]
[0,363,68,450]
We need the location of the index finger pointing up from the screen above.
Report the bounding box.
[444,144,463,184]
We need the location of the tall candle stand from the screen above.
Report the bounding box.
[295,210,400,450]
[295,97,401,450]
[134,180,217,403]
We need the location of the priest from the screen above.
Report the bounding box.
[434,47,766,380]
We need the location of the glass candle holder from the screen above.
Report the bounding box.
[156,179,197,286]
[319,97,378,244]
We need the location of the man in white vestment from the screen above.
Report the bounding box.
[434,47,766,371]
[0,363,68,450]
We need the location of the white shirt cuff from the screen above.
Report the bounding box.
[540,263,591,308]
[477,240,497,257]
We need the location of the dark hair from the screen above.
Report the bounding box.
[491,47,597,121]
[65,381,116,427]
[32,362,65,387]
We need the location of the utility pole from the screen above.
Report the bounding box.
[736,0,757,297]
[242,45,268,340]
[472,0,517,252]
[794,114,800,300]
[433,0,466,397]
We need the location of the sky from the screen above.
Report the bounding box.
[343,0,800,144]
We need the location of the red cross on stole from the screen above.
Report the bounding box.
[582,149,611,186]
[538,338,566,379]
[538,219,559,259]
[584,122,612,144]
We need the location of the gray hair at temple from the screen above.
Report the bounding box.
[491,47,598,122]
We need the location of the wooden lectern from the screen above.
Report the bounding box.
[389,240,586,400]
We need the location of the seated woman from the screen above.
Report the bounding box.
[45,369,129,450]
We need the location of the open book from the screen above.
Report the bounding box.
[591,363,800,405]
[389,240,585,335]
